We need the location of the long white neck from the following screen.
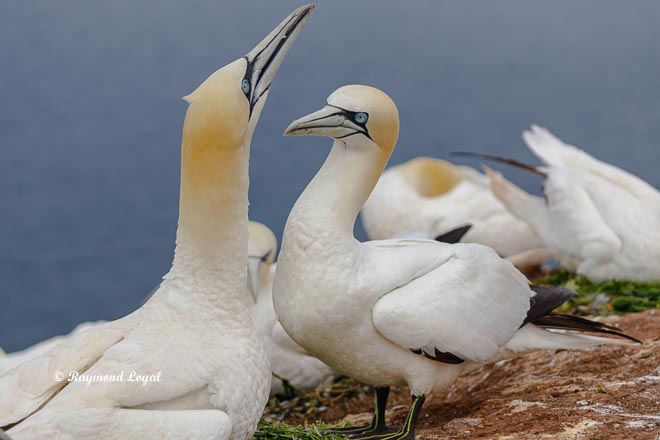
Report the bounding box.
[287,140,390,240]
[166,115,250,306]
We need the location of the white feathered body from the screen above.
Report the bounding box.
[3,275,270,440]
[489,126,660,282]
[0,322,103,376]
[251,264,335,395]
[275,190,534,396]
[361,158,541,256]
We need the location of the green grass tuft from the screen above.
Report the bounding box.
[535,271,660,316]
[254,422,343,440]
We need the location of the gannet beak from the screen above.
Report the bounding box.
[244,4,314,113]
[284,105,370,139]
[247,256,263,303]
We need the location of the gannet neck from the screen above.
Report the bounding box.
[291,139,390,237]
[169,105,251,303]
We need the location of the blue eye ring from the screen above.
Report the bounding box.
[354,112,368,125]
[241,78,250,95]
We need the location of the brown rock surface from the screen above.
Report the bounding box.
[278,310,659,439]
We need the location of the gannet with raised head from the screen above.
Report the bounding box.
[465,125,660,282]
[0,6,313,440]
[0,221,336,397]
[361,157,542,256]
[247,222,335,396]
[274,85,639,439]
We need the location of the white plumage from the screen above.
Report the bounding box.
[487,125,660,282]
[274,85,636,439]
[247,222,336,396]
[0,6,313,439]
[0,322,102,376]
[361,157,542,256]
[1,220,336,401]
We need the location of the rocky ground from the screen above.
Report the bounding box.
[262,310,659,439]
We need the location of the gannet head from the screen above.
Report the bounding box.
[183,4,314,148]
[247,221,278,302]
[284,84,399,153]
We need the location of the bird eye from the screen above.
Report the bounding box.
[242,78,250,95]
[354,112,368,125]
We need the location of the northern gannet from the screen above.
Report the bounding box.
[361,157,543,257]
[273,85,639,439]
[0,5,313,440]
[463,125,660,282]
[247,222,336,396]
[0,221,335,398]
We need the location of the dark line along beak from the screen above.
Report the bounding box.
[244,4,314,113]
[283,105,369,139]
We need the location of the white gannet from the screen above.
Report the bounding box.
[465,125,660,282]
[247,222,336,396]
[0,5,313,440]
[361,157,543,257]
[273,85,638,439]
[0,221,337,398]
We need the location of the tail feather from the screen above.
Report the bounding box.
[435,224,472,244]
[533,313,641,343]
[505,323,635,353]
[451,151,546,177]
[483,166,549,234]
[523,125,660,201]
[524,286,575,326]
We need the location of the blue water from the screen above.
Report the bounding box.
[1,1,659,351]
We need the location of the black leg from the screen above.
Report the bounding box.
[328,387,394,437]
[350,394,426,440]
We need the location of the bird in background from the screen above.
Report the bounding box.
[0,5,313,440]
[273,85,639,440]
[361,157,543,257]
[457,125,660,283]
[247,222,337,396]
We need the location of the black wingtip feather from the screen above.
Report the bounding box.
[435,224,472,244]
[534,313,641,344]
[524,285,576,326]
[451,152,547,177]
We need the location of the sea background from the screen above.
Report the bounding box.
[1,0,659,351]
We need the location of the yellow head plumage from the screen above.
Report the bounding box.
[284,84,399,155]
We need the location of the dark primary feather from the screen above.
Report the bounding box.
[451,152,547,177]
[411,348,464,364]
[524,286,640,343]
[524,285,576,326]
[533,313,641,343]
[435,224,472,244]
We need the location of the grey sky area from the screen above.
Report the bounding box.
[1,1,658,350]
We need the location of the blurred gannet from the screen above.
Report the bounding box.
[247,222,335,396]
[274,85,638,439]
[361,157,542,256]
[0,5,313,440]
[462,125,660,282]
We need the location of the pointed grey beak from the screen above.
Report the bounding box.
[284,105,369,139]
[247,256,263,303]
[244,4,314,112]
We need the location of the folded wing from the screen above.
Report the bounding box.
[371,243,530,364]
